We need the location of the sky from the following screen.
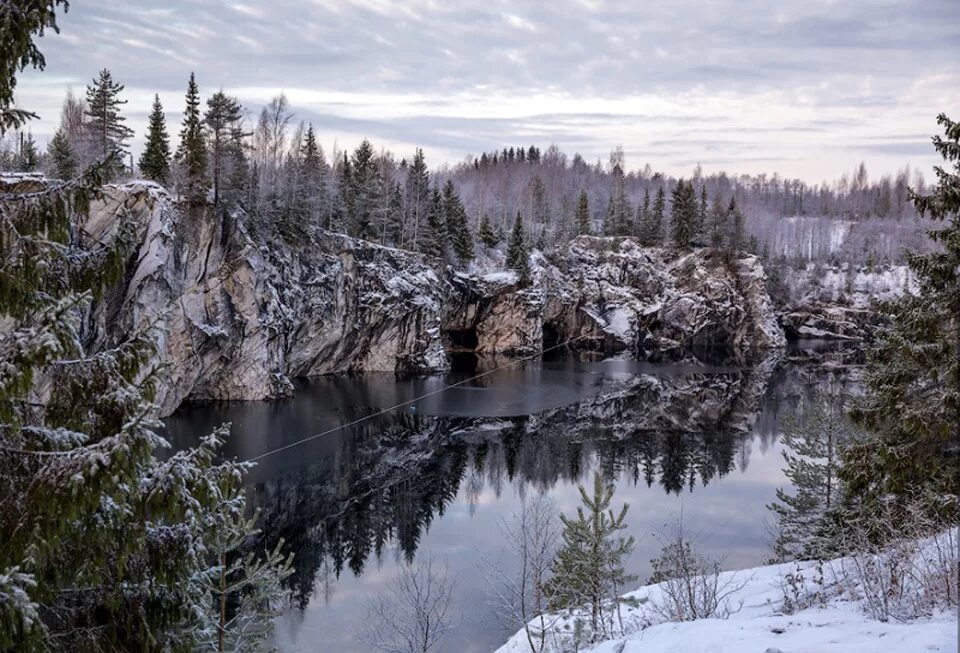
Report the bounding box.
[14,0,960,184]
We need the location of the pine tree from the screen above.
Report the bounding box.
[576,189,590,235]
[443,179,474,266]
[176,72,208,204]
[671,180,697,248]
[478,213,499,249]
[138,94,171,184]
[46,127,74,179]
[546,474,636,640]
[845,113,960,529]
[204,90,242,205]
[506,211,529,280]
[768,397,852,561]
[84,68,133,180]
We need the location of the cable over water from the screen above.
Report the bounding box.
[246,334,589,463]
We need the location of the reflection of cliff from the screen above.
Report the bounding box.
[249,358,800,608]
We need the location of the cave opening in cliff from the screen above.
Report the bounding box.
[445,328,478,352]
[542,323,562,351]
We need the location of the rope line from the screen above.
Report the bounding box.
[246,334,590,463]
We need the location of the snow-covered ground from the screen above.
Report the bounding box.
[496,534,958,653]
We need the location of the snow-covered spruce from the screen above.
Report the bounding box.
[496,530,958,653]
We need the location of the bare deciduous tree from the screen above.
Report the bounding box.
[480,494,561,653]
[360,555,458,653]
[648,519,747,622]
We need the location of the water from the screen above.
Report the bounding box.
[164,350,856,653]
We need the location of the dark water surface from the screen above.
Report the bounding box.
[164,350,855,653]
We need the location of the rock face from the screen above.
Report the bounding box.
[547,237,786,361]
[780,305,882,341]
[52,184,790,415]
[449,237,786,363]
[82,182,449,416]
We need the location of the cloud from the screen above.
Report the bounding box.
[11,0,958,181]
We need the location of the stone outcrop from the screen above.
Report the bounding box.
[449,237,786,363]
[29,183,793,414]
[779,304,882,341]
[81,182,448,416]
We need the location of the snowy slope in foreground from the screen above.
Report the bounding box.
[496,544,958,653]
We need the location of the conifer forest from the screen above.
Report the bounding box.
[0,2,957,652]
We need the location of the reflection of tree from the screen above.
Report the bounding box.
[248,363,802,609]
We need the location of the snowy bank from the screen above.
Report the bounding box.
[496,532,958,653]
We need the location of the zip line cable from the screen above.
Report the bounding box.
[246,333,591,463]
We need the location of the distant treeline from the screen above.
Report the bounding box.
[0,70,932,269]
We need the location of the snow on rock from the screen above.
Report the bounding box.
[787,262,916,309]
[496,533,958,653]
[542,237,786,362]
[68,184,792,414]
[81,182,450,416]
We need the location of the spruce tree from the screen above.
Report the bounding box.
[84,68,133,180]
[506,211,529,279]
[15,131,38,171]
[576,189,590,235]
[671,180,697,248]
[845,113,960,529]
[422,185,446,259]
[46,127,74,179]
[478,213,499,249]
[204,90,242,205]
[641,186,667,247]
[176,72,208,204]
[138,94,170,184]
[0,1,69,133]
[329,153,351,233]
[707,192,727,250]
[606,164,632,236]
[405,148,430,252]
[636,188,650,239]
[299,124,330,227]
[697,183,708,243]
[0,13,290,650]
[546,474,636,639]
[443,180,474,266]
[349,139,380,240]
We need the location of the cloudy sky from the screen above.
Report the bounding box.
[16,0,960,183]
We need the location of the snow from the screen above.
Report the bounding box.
[789,263,916,308]
[482,270,520,285]
[495,533,958,653]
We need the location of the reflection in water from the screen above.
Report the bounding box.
[164,353,857,652]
